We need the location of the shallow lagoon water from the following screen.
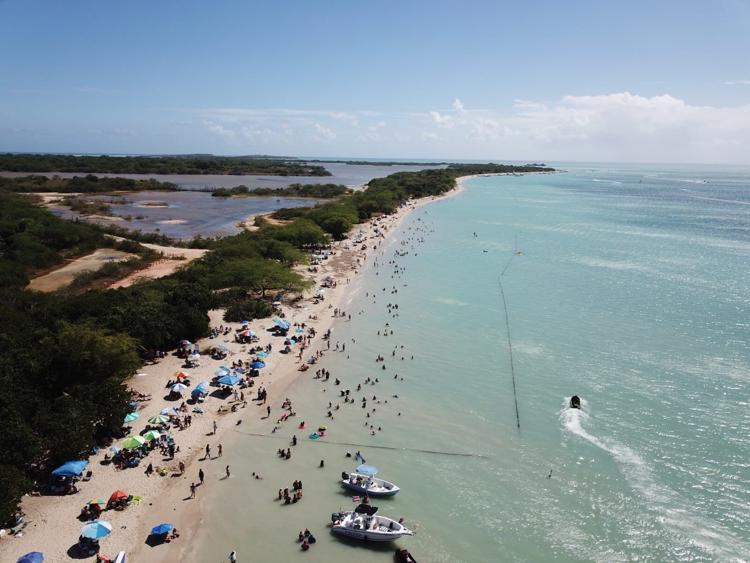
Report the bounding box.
[192,165,749,562]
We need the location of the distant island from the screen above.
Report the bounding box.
[0,153,332,176]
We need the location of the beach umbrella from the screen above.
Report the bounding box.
[160,407,178,416]
[121,436,146,449]
[51,460,88,477]
[80,520,113,539]
[108,490,128,505]
[273,318,290,330]
[170,383,188,393]
[109,445,121,454]
[174,371,190,379]
[179,339,192,348]
[150,523,174,536]
[17,552,44,563]
[213,344,230,352]
[123,412,139,423]
[148,415,170,425]
[356,464,379,477]
[217,374,240,386]
[188,352,200,361]
[215,366,230,377]
[88,498,106,507]
[240,320,250,325]
[250,360,266,369]
[256,350,268,358]
[142,430,161,442]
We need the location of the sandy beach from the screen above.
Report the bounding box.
[0,180,465,563]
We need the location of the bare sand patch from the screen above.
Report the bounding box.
[28,248,137,292]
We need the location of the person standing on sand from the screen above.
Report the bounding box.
[218,443,223,457]
[205,444,211,459]
[225,465,231,478]
[199,468,205,484]
[190,482,196,498]
[228,550,237,562]
[213,420,217,434]
[266,405,271,417]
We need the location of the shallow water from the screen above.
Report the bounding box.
[192,164,750,562]
[51,191,320,239]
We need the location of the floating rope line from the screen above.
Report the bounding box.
[498,275,521,430]
[233,429,487,458]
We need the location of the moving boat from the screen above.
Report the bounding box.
[331,504,413,542]
[570,395,581,409]
[341,464,400,497]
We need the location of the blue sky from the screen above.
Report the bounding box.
[1,0,750,162]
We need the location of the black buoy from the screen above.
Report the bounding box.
[570,395,581,409]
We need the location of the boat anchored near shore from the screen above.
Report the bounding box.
[341,464,400,497]
[331,504,413,542]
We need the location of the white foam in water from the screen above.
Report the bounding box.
[560,398,749,560]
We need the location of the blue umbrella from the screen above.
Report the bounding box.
[250,361,266,369]
[273,318,290,330]
[123,412,139,423]
[150,523,174,536]
[17,552,44,563]
[256,351,268,358]
[356,464,379,476]
[51,460,88,477]
[215,366,230,377]
[217,374,240,386]
[80,520,112,539]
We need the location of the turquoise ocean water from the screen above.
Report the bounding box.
[193,164,749,562]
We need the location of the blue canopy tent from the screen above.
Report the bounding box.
[217,374,241,386]
[51,460,88,478]
[191,382,209,398]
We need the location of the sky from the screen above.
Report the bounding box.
[1,0,750,163]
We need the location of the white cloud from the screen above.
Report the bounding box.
[313,122,336,142]
[723,80,750,85]
[196,93,750,163]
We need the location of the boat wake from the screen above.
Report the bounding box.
[559,398,749,560]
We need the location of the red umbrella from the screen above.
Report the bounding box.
[107,490,128,507]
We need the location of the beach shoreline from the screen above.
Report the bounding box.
[0,174,475,563]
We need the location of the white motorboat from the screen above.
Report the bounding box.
[331,504,413,542]
[341,464,400,497]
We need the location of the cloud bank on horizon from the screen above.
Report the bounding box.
[195,92,750,164]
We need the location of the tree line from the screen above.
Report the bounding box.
[0,154,331,176]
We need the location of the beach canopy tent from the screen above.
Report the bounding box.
[80,520,113,539]
[150,523,174,536]
[170,383,188,393]
[142,430,161,442]
[191,382,209,398]
[160,407,178,416]
[123,412,139,423]
[51,460,88,477]
[148,415,169,425]
[273,318,290,330]
[17,552,44,563]
[121,436,146,450]
[108,490,128,505]
[217,374,241,386]
[356,464,379,477]
[250,361,266,369]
